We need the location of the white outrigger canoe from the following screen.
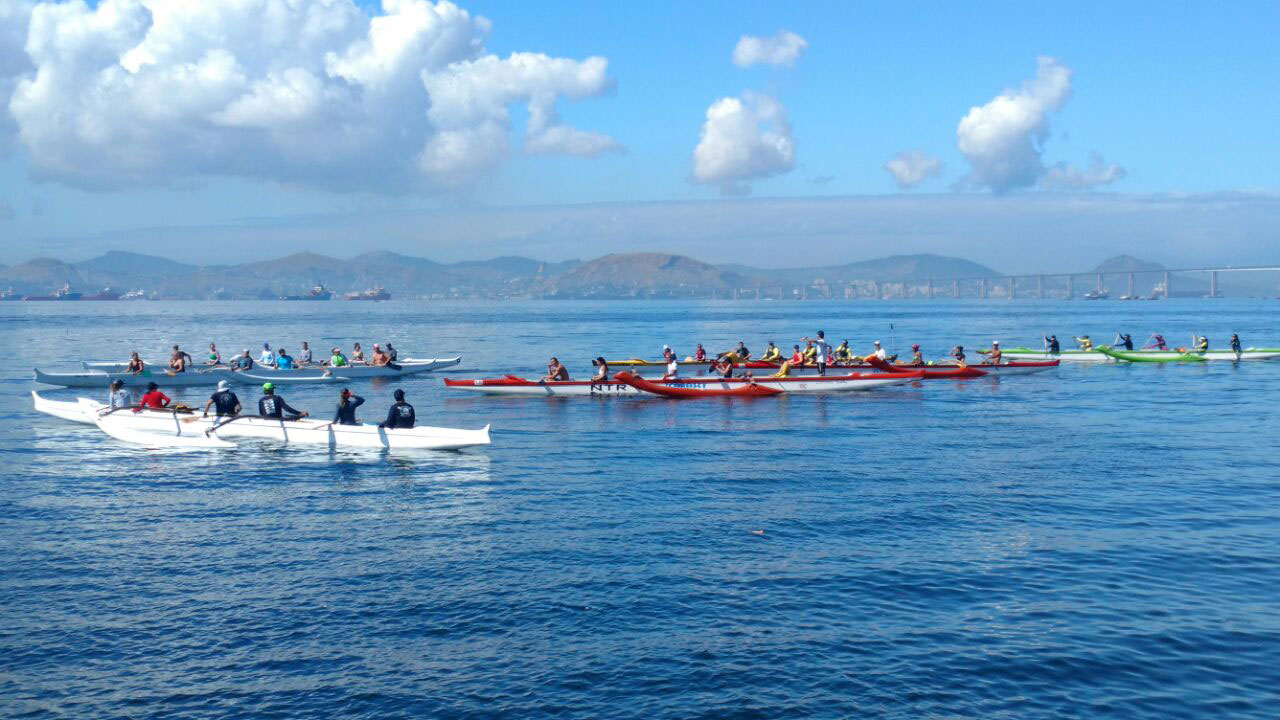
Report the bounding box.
[33,392,490,450]
[443,370,924,396]
[1003,347,1280,362]
[83,356,460,375]
[39,357,462,387]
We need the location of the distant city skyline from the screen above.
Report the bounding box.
[1,1,1277,268]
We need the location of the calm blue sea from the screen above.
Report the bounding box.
[2,299,1279,719]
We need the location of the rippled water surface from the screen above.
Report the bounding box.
[2,299,1279,718]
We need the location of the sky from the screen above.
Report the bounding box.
[1,0,1278,271]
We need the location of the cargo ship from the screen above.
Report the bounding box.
[283,285,334,301]
[81,287,121,301]
[345,286,390,301]
[23,284,83,301]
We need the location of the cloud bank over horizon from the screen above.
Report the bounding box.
[0,0,619,191]
[9,192,1278,274]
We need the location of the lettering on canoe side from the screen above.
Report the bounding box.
[589,383,630,394]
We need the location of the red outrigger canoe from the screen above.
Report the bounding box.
[614,372,782,398]
[864,356,988,378]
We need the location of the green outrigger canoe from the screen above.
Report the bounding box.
[1096,346,1206,363]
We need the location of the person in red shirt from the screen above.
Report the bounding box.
[135,382,171,412]
[693,344,707,362]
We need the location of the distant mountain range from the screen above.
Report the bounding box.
[0,250,1268,299]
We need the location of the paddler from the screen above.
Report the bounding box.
[1114,333,1134,351]
[207,343,221,365]
[950,345,967,366]
[333,388,364,425]
[662,354,680,380]
[1044,335,1061,354]
[908,344,924,366]
[1230,334,1242,357]
[258,383,307,419]
[1074,335,1093,351]
[787,344,804,366]
[982,341,1002,365]
[370,344,390,366]
[229,349,254,372]
[800,339,817,365]
[1145,334,1167,350]
[168,346,188,374]
[385,342,398,363]
[203,380,241,418]
[136,382,170,412]
[299,341,313,365]
[275,347,295,370]
[259,342,276,367]
[760,342,782,362]
[710,356,734,378]
[870,340,888,360]
[329,347,348,367]
[126,351,145,375]
[379,389,416,429]
[591,357,609,382]
[1196,335,1209,352]
[733,341,752,360]
[543,357,570,382]
[109,379,130,410]
[693,344,707,362]
[173,344,194,367]
[833,340,852,364]
[351,342,365,364]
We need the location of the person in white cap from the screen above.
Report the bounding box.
[983,340,1003,365]
[203,379,241,418]
[229,348,254,372]
[871,340,888,360]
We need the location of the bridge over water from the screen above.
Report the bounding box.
[735,264,1280,300]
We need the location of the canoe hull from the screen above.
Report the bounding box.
[1096,347,1206,363]
[446,370,923,396]
[32,393,489,450]
[1006,348,1279,362]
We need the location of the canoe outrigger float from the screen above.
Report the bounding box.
[35,357,461,387]
[443,369,924,396]
[1095,347,1206,363]
[33,392,491,450]
[1003,347,1280,362]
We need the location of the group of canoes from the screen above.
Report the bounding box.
[539,333,1023,383]
[127,340,405,375]
[1049,332,1242,354]
[106,377,419,429]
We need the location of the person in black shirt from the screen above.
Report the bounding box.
[1044,335,1061,354]
[258,383,307,419]
[385,343,398,362]
[379,389,415,429]
[333,388,365,425]
[1114,333,1134,350]
[203,380,241,418]
[1230,334,1242,356]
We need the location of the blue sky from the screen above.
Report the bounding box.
[1,0,1278,269]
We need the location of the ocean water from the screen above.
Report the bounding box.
[2,299,1278,719]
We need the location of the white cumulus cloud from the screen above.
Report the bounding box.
[731,29,807,69]
[885,150,942,189]
[0,0,32,152]
[955,56,1127,193]
[3,0,620,191]
[692,92,795,195]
